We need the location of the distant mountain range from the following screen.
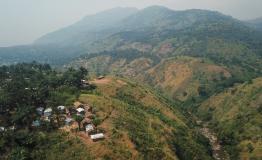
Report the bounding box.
[0,6,261,159]
[0,6,261,66]
[246,17,262,31]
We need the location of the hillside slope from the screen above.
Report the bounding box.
[70,54,240,102]
[197,78,262,159]
[75,77,213,160]
[35,7,138,46]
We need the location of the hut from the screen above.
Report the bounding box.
[44,108,52,117]
[36,107,44,115]
[76,108,85,114]
[57,106,65,111]
[85,124,94,133]
[0,127,5,132]
[32,120,41,127]
[81,80,90,87]
[90,133,105,141]
[65,117,73,125]
[97,76,105,80]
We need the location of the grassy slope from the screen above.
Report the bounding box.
[77,77,213,160]
[71,56,233,102]
[198,77,262,159]
[138,56,232,101]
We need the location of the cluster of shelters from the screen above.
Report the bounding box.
[33,107,54,127]
[33,103,105,141]
[75,104,105,141]
[33,106,64,127]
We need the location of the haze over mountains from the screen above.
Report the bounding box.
[0,6,262,66]
[0,6,262,160]
[246,17,262,31]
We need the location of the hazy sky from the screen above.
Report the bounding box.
[0,0,262,47]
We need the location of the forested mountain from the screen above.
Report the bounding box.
[0,5,262,160]
[1,6,262,67]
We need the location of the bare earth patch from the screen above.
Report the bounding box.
[91,77,112,85]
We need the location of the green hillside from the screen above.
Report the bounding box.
[1,6,262,160]
[75,76,213,160]
[0,63,214,160]
[197,78,262,159]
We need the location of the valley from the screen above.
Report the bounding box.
[0,5,262,160]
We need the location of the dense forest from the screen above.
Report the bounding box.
[0,62,95,159]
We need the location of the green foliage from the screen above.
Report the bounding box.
[113,83,213,160]
[1,131,92,160]
[0,62,93,159]
[197,78,262,159]
[73,115,84,130]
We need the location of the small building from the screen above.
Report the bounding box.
[81,80,90,87]
[81,79,89,84]
[44,108,52,117]
[90,133,105,141]
[85,124,94,133]
[97,76,105,80]
[9,126,15,131]
[32,120,41,127]
[0,127,5,132]
[36,107,44,115]
[57,106,65,111]
[65,117,73,125]
[76,108,85,113]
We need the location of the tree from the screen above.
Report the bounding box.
[73,115,84,131]
[247,143,254,153]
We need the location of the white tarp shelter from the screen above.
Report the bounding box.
[57,106,65,110]
[90,133,105,141]
[76,108,85,113]
[44,108,52,117]
[0,127,5,132]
